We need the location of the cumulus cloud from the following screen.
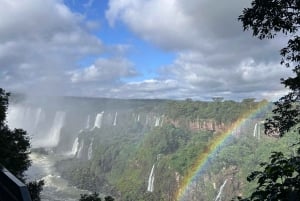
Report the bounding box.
[0,0,294,100]
[106,0,293,100]
[0,0,105,95]
[70,58,137,83]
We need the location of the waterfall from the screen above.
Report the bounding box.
[94,111,104,129]
[214,179,227,201]
[46,111,66,147]
[155,117,160,127]
[7,105,44,136]
[32,111,66,148]
[253,123,257,137]
[113,112,117,126]
[87,138,93,160]
[147,165,155,192]
[253,122,261,140]
[70,137,79,156]
[85,115,90,129]
[76,140,84,159]
[257,123,261,140]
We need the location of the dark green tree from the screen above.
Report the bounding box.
[79,193,102,201]
[0,88,44,200]
[104,195,115,201]
[237,0,300,200]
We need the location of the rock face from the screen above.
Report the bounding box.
[165,117,228,133]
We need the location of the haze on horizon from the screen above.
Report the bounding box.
[0,0,292,101]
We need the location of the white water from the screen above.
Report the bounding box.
[32,111,66,148]
[26,152,89,201]
[214,179,227,201]
[147,165,155,192]
[94,112,104,129]
[76,140,84,159]
[253,123,257,137]
[85,115,90,129]
[155,117,160,127]
[253,122,261,140]
[257,123,261,140]
[70,137,79,156]
[87,138,93,160]
[7,105,45,137]
[113,112,117,126]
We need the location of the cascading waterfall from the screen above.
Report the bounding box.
[86,115,90,129]
[214,179,227,201]
[137,114,140,122]
[7,106,45,136]
[253,123,257,137]
[147,164,155,192]
[46,111,66,147]
[87,138,94,160]
[113,112,117,126]
[257,123,261,140]
[155,117,160,127]
[70,137,79,156]
[76,140,84,159]
[253,122,261,140]
[32,111,66,148]
[94,111,104,129]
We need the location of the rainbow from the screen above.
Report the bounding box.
[175,100,269,201]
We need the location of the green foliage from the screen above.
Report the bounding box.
[0,89,31,178]
[104,195,115,201]
[239,0,300,137]
[27,180,45,201]
[0,88,44,200]
[79,193,102,201]
[238,0,300,200]
[236,151,300,201]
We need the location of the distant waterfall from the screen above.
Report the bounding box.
[147,165,155,192]
[47,111,66,147]
[214,179,227,201]
[155,117,160,127]
[253,123,257,137]
[7,106,45,136]
[94,112,104,129]
[70,137,79,156]
[137,114,140,122]
[258,123,261,140]
[113,112,117,126]
[85,115,90,129]
[87,138,93,160]
[253,123,261,140]
[76,140,84,159]
[33,108,43,132]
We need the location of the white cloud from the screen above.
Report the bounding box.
[0,0,294,100]
[70,58,137,83]
[0,0,104,95]
[105,0,293,100]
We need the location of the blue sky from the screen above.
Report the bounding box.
[0,0,293,100]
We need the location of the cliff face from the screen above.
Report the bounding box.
[165,117,228,133]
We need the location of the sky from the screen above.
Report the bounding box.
[0,0,293,101]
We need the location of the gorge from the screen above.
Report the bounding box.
[6,95,296,201]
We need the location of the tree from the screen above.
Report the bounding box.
[79,193,102,201]
[239,0,300,137]
[0,88,44,200]
[236,0,300,200]
[104,195,115,201]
